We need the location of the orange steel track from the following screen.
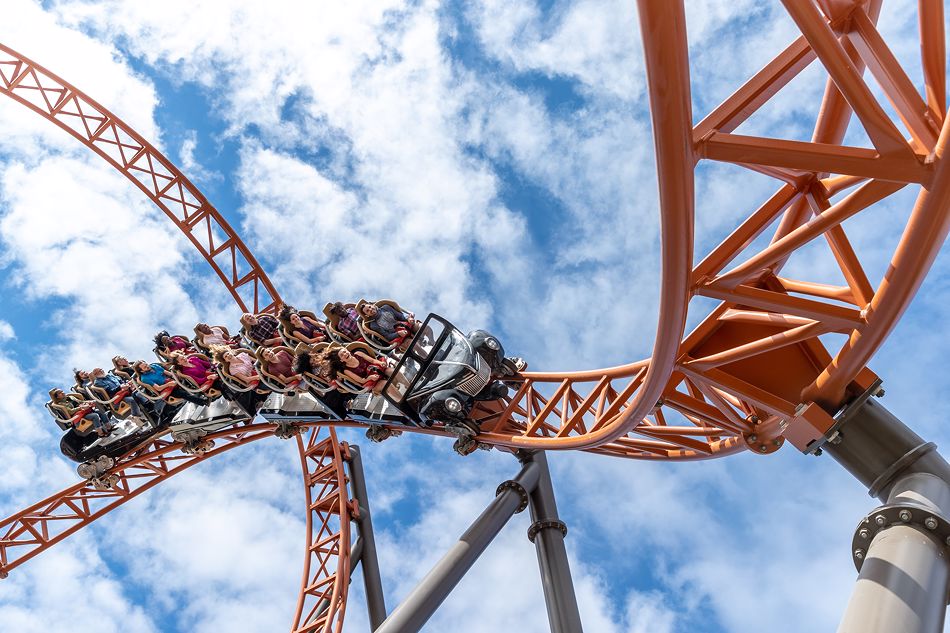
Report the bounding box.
[1,0,950,627]
[0,43,352,633]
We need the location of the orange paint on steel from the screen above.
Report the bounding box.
[0,42,352,631]
[292,428,351,633]
[0,43,280,314]
[805,113,950,407]
[0,424,277,574]
[2,4,950,608]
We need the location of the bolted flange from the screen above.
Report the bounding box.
[851,502,950,581]
[742,432,784,455]
[496,480,530,513]
[527,518,568,543]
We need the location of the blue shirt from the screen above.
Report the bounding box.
[138,363,169,387]
[94,373,125,395]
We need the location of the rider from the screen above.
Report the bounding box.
[327,346,391,394]
[194,323,239,348]
[111,355,136,381]
[328,302,362,341]
[91,367,149,419]
[133,360,209,407]
[279,304,328,344]
[211,345,260,388]
[169,351,218,393]
[358,301,417,345]
[259,346,301,387]
[48,388,112,437]
[240,313,281,347]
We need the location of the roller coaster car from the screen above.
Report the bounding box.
[58,411,162,465]
[346,391,413,425]
[381,314,513,430]
[168,398,252,438]
[258,392,340,422]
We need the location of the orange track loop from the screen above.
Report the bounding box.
[3,0,948,461]
[0,43,279,315]
[0,42,351,632]
[2,0,950,622]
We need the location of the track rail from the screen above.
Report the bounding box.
[0,42,352,632]
[457,0,950,456]
[0,43,279,314]
[0,424,351,633]
[2,0,949,625]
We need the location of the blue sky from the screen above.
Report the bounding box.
[2,0,950,631]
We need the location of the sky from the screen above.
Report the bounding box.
[1,0,950,631]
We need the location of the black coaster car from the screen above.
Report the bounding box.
[380,314,511,429]
[58,412,168,464]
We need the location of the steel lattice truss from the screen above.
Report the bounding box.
[0,42,279,315]
[1,0,950,630]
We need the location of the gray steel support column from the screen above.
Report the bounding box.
[825,396,950,633]
[521,451,583,633]
[347,444,388,630]
[375,459,541,633]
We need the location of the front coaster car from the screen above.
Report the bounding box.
[379,314,525,454]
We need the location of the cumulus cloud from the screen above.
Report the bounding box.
[0,2,948,633]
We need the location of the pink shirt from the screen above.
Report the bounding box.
[203,326,230,346]
[179,355,213,382]
[230,352,257,380]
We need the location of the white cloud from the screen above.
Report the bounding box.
[0,2,948,633]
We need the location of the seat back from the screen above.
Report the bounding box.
[46,401,74,432]
[322,302,360,344]
[87,383,131,418]
[133,370,182,405]
[255,346,301,393]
